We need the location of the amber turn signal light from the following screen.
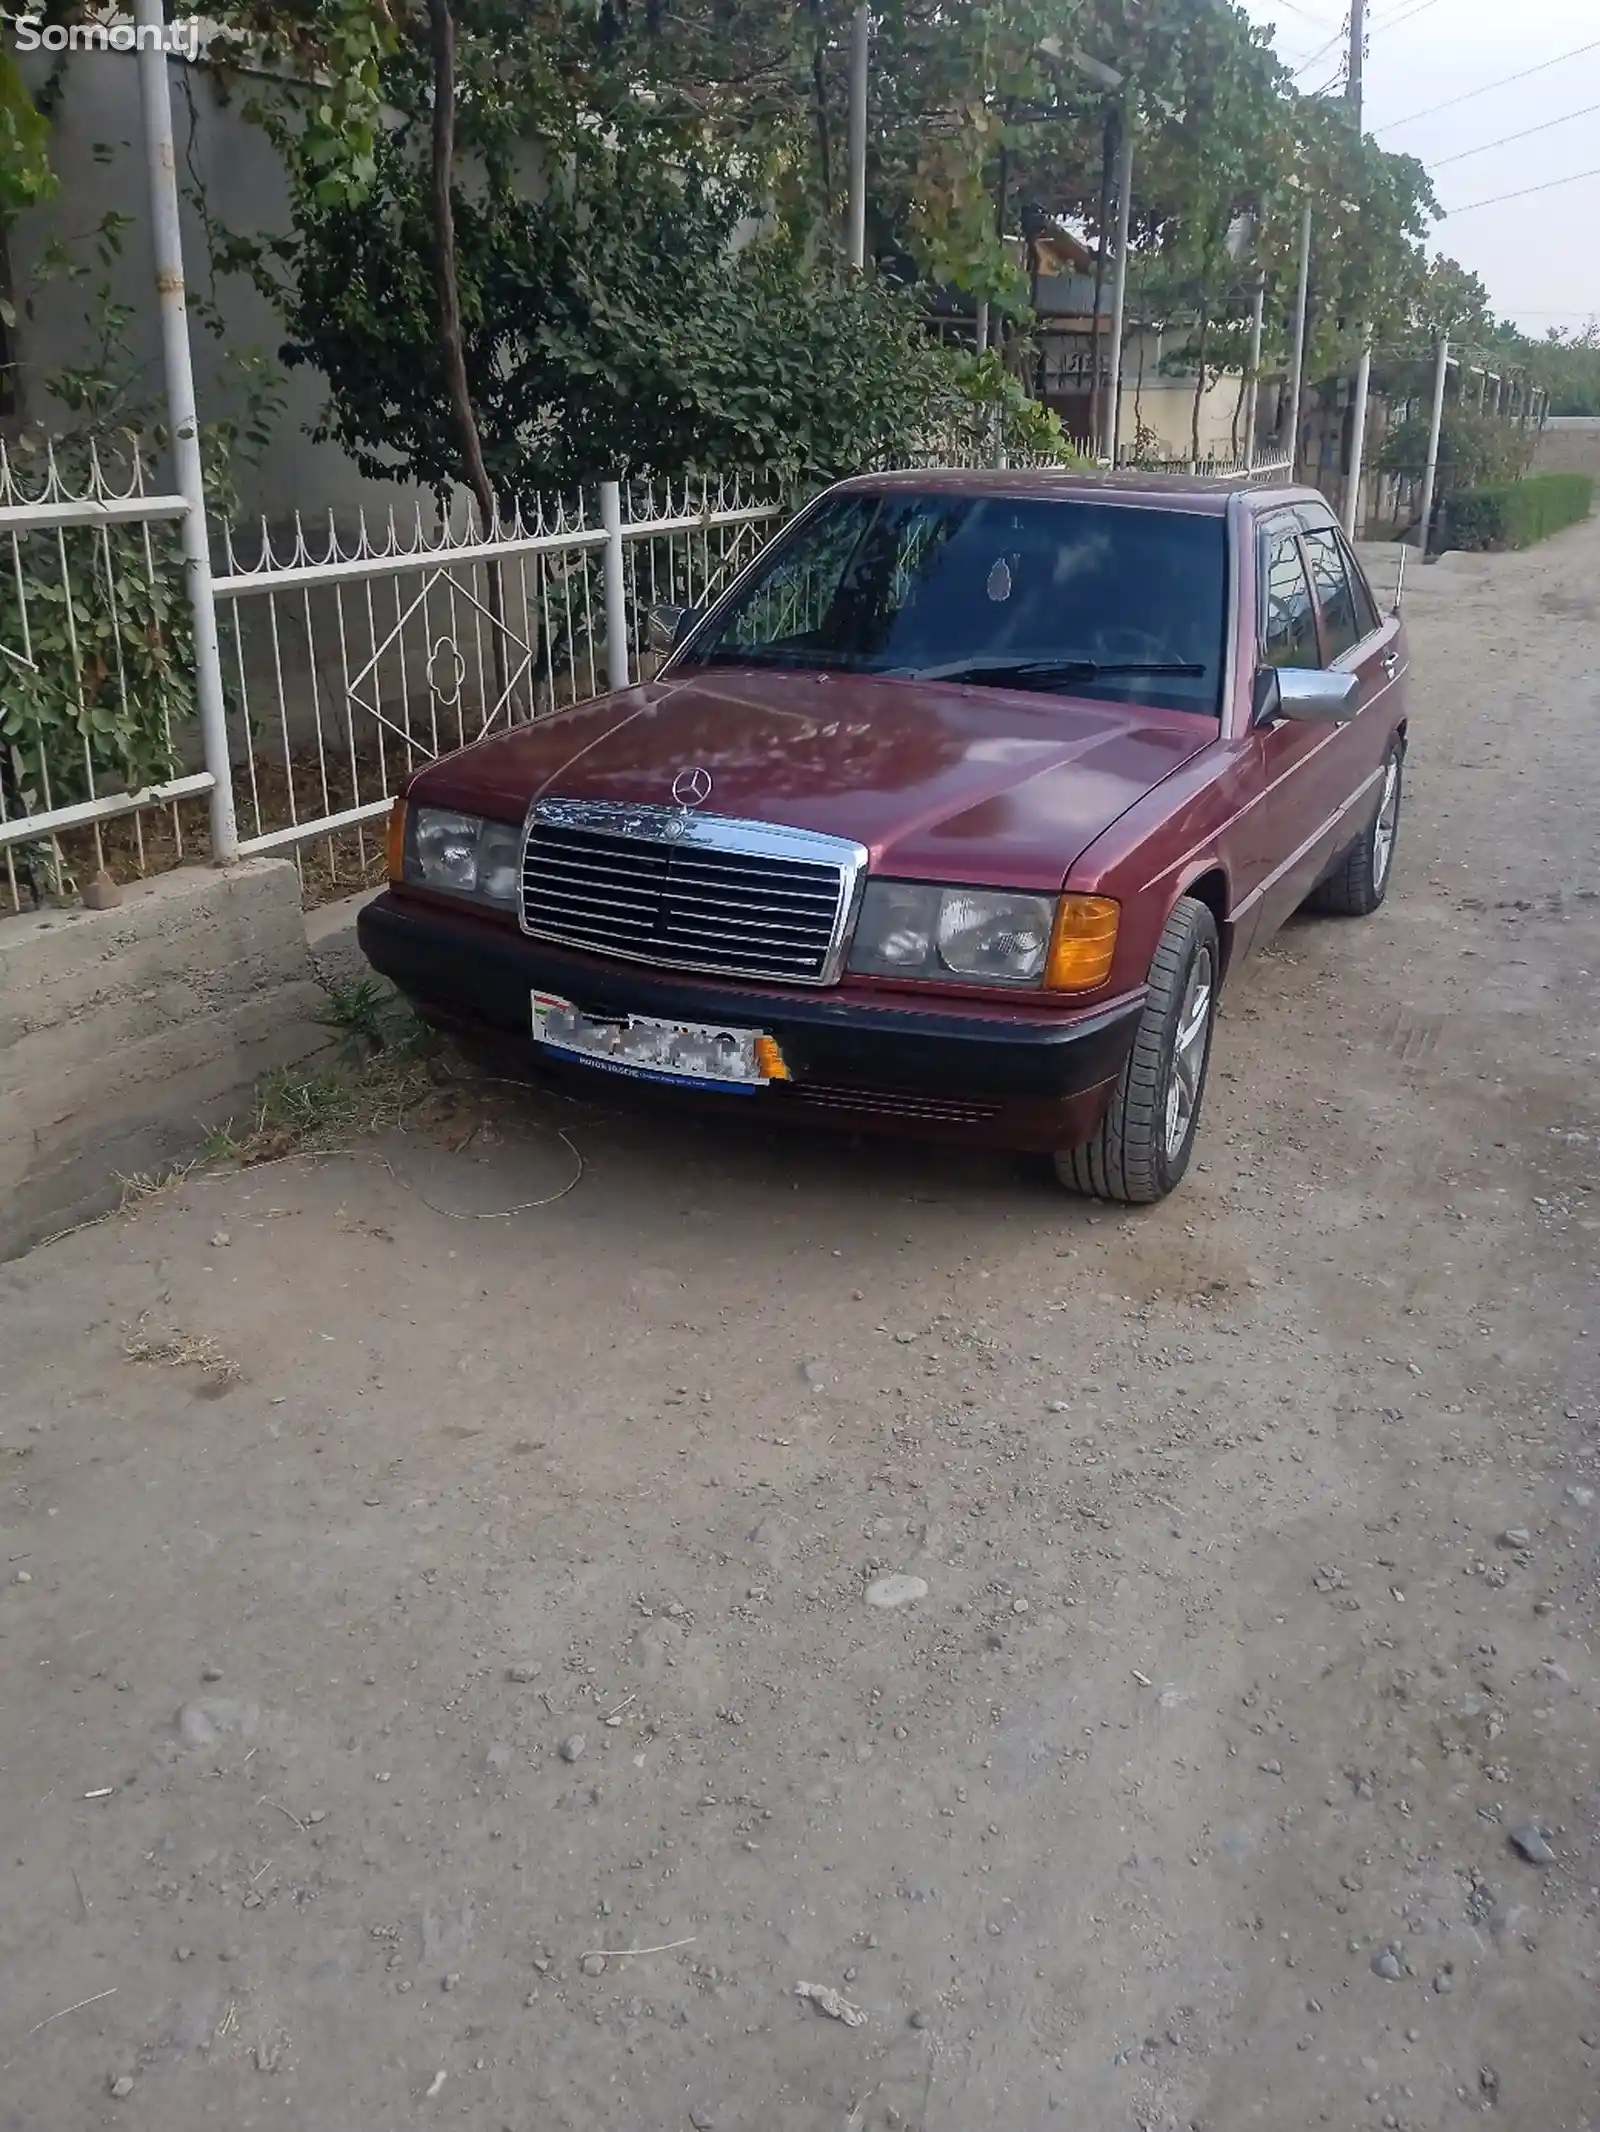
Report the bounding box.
[1044,894,1120,992]
[385,798,408,883]
[754,1036,790,1082]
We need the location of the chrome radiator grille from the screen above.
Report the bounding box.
[520,800,866,985]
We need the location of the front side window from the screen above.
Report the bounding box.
[685,491,1229,716]
[1260,530,1318,669]
[1302,526,1362,662]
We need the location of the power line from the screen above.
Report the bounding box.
[1380,37,1600,131]
[1431,99,1600,167]
[1445,162,1600,214]
[1270,0,1345,24]
[1292,27,1346,78]
[1371,0,1445,32]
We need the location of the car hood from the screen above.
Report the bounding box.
[411,666,1212,888]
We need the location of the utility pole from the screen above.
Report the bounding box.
[1343,339,1371,538]
[1103,107,1135,464]
[1243,269,1265,470]
[846,4,869,271]
[1086,107,1117,460]
[1417,334,1450,558]
[1286,197,1311,476]
[1345,4,1370,533]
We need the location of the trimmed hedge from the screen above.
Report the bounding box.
[1442,472,1594,553]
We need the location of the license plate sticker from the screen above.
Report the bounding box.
[531,991,772,1092]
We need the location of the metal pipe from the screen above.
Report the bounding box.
[1343,339,1371,539]
[1417,334,1450,558]
[974,298,989,353]
[600,480,630,692]
[1286,198,1311,477]
[135,0,238,862]
[1243,270,1265,470]
[846,4,869,271]
[1103,110,1134,463]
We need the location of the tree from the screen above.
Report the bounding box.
[217,0,1063,499]
[1513,322,1600,417]
[0,44,55,227]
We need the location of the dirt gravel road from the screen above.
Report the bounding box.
[3,518,1598,2132]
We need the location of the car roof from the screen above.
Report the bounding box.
[833,467,1332,519]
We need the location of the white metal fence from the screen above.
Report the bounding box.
[0,435,224,910]
[1111,449,1294,480]
[1,438,1296,915]
[209,476,783,896]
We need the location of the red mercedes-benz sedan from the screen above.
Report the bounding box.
[359,470,1407,1202]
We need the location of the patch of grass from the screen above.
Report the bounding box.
[123,1316,243,1386]
[203,1008,440,1166]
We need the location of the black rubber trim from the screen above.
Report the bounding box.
[358,892,1142,1101]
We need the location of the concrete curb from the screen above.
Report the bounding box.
[1,860,328,1258]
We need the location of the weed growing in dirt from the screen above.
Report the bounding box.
[315,977,409,1060]
[203,1003,438,1166]
[123,1317,243,1385]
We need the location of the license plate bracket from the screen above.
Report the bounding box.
[531,990,772,1092]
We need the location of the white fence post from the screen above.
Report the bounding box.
[135,0,238,862]
[600,480,631,692]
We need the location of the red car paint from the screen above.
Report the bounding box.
[361,471,1406,1150]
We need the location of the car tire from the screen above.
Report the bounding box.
[1304,742,1403,917]
[1054,895,1219,1206]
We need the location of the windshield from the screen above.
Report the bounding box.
[684,490,1228,716]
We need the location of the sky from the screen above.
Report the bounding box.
[1236,0,1600,336]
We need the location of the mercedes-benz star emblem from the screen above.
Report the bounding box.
[671,766,713,809]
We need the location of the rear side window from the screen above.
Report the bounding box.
[1302,527,1362,661]
[1260,530,1318,668]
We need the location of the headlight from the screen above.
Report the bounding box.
[403,806,521,910]
[847,882,1120,991]
[849,881,1055,985]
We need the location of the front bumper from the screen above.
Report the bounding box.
[358,892,1142,1151]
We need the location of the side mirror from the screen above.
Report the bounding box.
[647,603,702,655]
[1254,667,1361,726]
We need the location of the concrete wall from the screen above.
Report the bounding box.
[6,50,421,528]
[0,860,327,1258]
[1535,417,1600,479]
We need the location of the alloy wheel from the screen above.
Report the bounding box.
[1164,946,1214,1160]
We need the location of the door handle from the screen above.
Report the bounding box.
[1381,649,1400,679]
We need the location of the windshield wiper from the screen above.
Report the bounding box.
[901,657,1207,687]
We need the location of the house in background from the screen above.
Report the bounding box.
[927,225,1277,466]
